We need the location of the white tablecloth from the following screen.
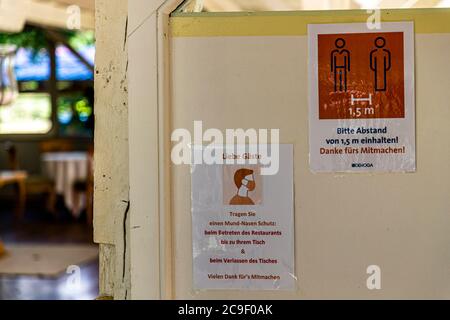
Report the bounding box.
[42,152,88,217]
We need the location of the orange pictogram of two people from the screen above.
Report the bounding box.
[229,168,256,206]
[331,36,392,92]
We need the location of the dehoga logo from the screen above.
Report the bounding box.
[352,163,374,168]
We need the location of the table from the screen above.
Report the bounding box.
[41,152,88,217]
[0,171,28,220]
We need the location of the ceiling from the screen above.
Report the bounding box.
[40,0,95,11]
[0,0,94,33]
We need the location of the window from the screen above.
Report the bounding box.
[58,92,94,138]
[0,32,95,137]
[0,93,52,134]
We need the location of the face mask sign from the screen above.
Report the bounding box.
[191,145,296,291]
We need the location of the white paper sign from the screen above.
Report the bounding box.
[192,145,295,290]
[308,22,416,173]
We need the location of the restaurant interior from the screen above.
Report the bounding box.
[0,0,97,300]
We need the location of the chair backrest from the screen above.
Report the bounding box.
[86,143,94,183]
[3,142,19,170]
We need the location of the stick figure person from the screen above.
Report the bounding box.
[370,37,391,92]
[331,38,351,92]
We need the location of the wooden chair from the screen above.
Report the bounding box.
[4,143,56,217]
[4,141,18,171]
[0,170,27,220]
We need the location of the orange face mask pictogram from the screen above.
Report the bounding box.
[317,32,405,120]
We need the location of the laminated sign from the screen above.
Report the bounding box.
[308,22,416,172]
[191,145,295,291]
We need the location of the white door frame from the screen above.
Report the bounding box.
[127,0,184,300]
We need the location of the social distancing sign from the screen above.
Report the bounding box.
[309,22,416,172]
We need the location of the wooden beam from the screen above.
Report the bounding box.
[44,29,95,74]
[48,38,59,137]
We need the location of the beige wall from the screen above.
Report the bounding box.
[169,32,450,299]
